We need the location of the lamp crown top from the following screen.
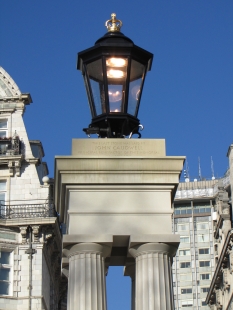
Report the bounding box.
[105,13,122,32]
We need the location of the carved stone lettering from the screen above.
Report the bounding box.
[72,139,166,157]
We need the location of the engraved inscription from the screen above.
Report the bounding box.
[72,140,165,157]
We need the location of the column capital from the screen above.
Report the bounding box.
[63,242,111,259]
[124,264,136,280]
[129,242,177,258]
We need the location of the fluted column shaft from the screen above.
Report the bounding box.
[129,243,177,310]
[66,243,110,310]
[124,264,136,310]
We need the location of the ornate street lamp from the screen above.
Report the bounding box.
[77,13,153,138]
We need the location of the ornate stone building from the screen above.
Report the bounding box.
[0,67,63,310]
[206,145,233,310]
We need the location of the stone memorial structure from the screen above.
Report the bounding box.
[54,13,185,310]
[55,139,185,310]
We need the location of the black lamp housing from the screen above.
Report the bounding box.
[77,16,153,138]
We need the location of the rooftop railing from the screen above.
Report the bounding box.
[0,203,56,219]
[176,174,231,200]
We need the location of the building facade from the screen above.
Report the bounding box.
[173,164,232,309]
[0,67,63,310]
[173,180,216,309]
[206,146,233,310]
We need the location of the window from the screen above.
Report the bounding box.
[0,120,8,155]
[180,274,192,281]
[193,203,211,214]
[200,273,211,280]
[0,181,6,204]
[199,248,209,255]
[201,287,209,293]
[0,251,12,295]
[202,301,207,306]
[180,262,191,268]
[181,288,192,294]
[181,300,193,307]
[196,222,209,230]
[0,120,7,138]
[0,181,6,218]
[174,207,192,215]
[180,236,190,243]
[179,249,191,256]
[197,234,209,242]
[177,224,189,231]
[199,261,210,267]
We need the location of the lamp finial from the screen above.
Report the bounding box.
[105,13,122,32]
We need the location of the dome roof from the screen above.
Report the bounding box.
[0,67,21,98]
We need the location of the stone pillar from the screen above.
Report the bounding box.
[124,264,136,310]
[129,243,177,310]
[65,243,110,310]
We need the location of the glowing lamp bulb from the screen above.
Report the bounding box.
[106,58,127,67]
[107,69,124,79]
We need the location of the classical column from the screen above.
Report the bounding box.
[129,243,177,310]
[64,243,110,310]
[124,264,136,310]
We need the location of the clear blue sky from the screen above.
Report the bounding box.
[1,1,233,308]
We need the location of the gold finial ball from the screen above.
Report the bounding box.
[105,13,122,32]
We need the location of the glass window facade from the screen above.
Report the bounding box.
[173,198,214,310]
[180,262,191,268]
[201,287,209,293]
[199,261,210,267]
[0,181,6,217]
[199,248,210,255]
[181,288,192,294]
[179,249,191,256]
[181,300,193,307]
[0,251,12,296]
[0,120,8,155]
[200,273,211,280]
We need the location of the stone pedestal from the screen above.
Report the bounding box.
[129,243,177,310]
[64,243,110,310]
[55,139,184,308]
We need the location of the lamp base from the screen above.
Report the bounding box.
[83,114,142,138]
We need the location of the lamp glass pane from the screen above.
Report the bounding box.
[86,59,106,116]
[106,58,128,113]
[128,60,145,116]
